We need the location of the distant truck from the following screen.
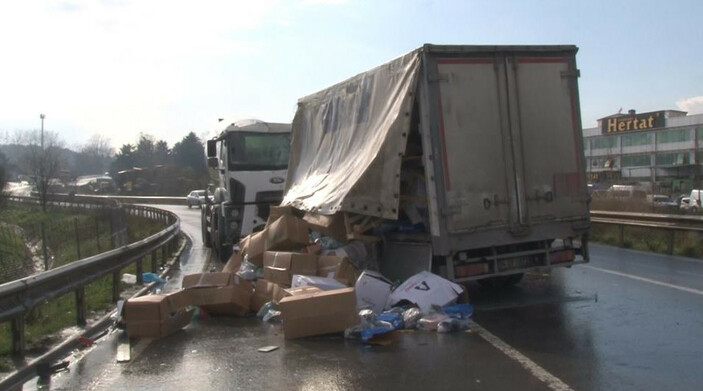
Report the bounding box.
[203,119,291,261]
[282,44,591,285]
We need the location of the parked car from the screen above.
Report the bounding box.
[680,197,698,212]
[186,190,211,208]
[646,194,677,211]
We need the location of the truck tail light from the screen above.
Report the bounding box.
[455,263,489,278]
[550,249,575,264]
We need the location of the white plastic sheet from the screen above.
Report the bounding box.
[283,49,421,219]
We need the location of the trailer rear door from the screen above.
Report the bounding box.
[430,48,586,235]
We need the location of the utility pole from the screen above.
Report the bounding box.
[40,114,45,150]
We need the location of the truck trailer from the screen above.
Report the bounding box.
[282,44,590,285]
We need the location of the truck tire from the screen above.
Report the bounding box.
[201,209,211,248]
[478,273,524,289]
[215,212,232,262]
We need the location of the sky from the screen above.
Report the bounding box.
[0,0,701,152]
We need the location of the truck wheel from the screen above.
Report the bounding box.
[504,273,524,286]
[478,273,523,289]
[201,209,211,247]
[215,213,232,262]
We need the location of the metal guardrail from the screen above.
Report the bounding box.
[0,197,180,357]
[590,209,703,254]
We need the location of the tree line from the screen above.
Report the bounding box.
[0,129,209,208]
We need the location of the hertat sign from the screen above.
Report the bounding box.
[601,111,665,134]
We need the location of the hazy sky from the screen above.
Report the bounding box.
[0,0,701,151]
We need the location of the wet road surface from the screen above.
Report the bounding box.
[32,206,703,390]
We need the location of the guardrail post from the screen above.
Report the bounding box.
[11,316,25,357]
[41,222,49,271]
[76,288,87,326]
[151,250,158,272]
[618,225,625,247]
[95,217,101,252]
[136,259,143,284]
[74,218,81,259]
[113,271,121,302]
[667,231,675,255]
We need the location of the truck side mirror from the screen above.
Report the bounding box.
[207,157,218,168]
[206,140,217,158]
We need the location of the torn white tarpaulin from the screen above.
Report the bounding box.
[282,49,421,219]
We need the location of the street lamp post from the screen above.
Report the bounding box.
[40,113,45,150]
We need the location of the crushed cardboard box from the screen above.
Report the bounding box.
[355,270,393,314]
[222,253,243,273]
[250,279,276,312]
[279,287,359,339]
[125,290,193,338]
[316,255,360,286]
[303,212,348,241]
[263,251,317,286]
[266,205,303,226]
[239,229,268,267]
[386,271,463,313]
[182,272,253,316]
[266,214,309,251]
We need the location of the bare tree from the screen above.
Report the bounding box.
[75,134,114,175]
[23,129,65,212]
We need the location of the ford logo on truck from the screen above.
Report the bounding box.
[270,177,285,184]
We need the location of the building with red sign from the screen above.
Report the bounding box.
[583,109,703,194]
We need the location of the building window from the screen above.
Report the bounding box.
[656,152,689,166]
[590,136,617,150]
[696,151,703,164]
[621,154,651,167]
[621,132,652,147]
[657,128,691,144]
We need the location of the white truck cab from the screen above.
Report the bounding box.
[202,119,291,261]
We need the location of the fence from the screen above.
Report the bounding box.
[0,196,179,357]
[590,210,703,254]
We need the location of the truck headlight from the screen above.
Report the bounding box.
[230,208,240,218]
[230,221,239,230]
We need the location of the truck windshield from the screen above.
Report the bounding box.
[227,132,290,171]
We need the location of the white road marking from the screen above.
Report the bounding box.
[582,265,703,296]
[467,320,575,391]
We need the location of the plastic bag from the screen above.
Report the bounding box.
[256,301,281,323]
[443,303,474,319]
[417,305,450,331]
[401,307,422,329]
[236,259,259,280]
[437,317,470,333]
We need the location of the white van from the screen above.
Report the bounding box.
[689,189,703,211]
[606,185,647,200]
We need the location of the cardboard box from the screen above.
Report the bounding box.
[250,279,276,312]
[125,293,193,338]
[355,271,392,314]
[386,271,463,313]
[222,253,243,273]
[126,308,194,339]
[303,212,348,241]
[291,275,348,291]
[301,243,323,255]
[266,215,309,251]
[279,287,359,339]
[188,278,253,317]
[316,255,360,286]
[282,285,323,297]
[263,251,318,286]
[266,205,303,227]
[272,283,288,304]
[165,289,193,310]
[182,272,233,289]
[240,230,267,267]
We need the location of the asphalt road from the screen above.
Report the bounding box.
[29,206,703,391]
